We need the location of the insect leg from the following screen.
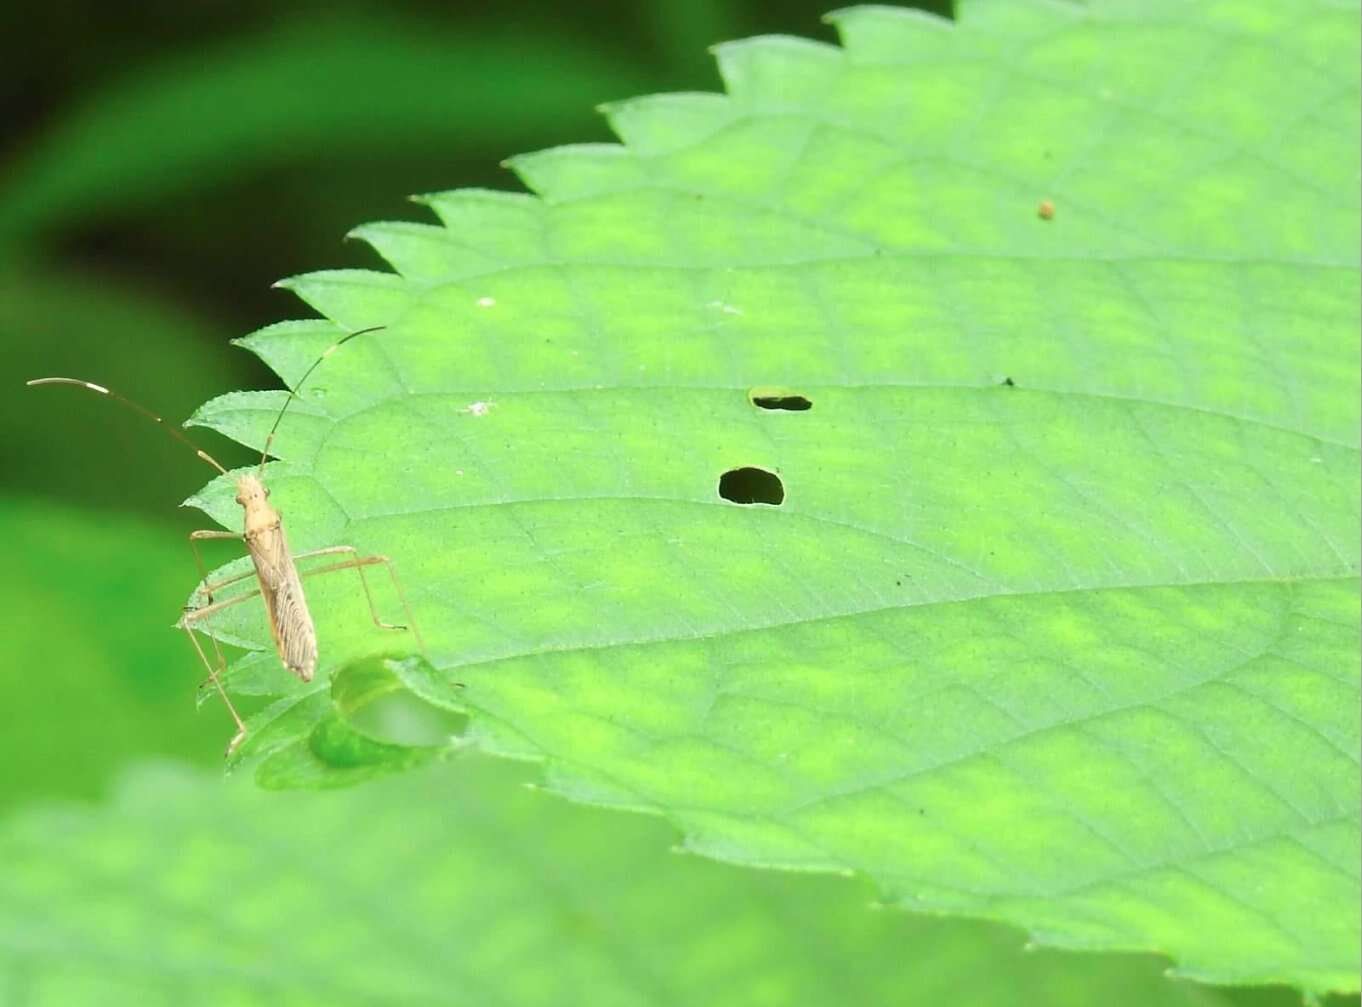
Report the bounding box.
[181,620,248,757]
[179,588,265,627]
[294,546,404,628]
[189,529,245,602]
[292,550,429,657]
[371,555,428,657]
[192,566,259,603]
[180,587,270,733]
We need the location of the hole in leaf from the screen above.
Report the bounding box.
[748,386,813,411]
[751,393,811,411]
[719,467,784,506]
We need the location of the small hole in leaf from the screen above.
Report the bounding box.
[719,467,784,505]
[748,386,812,411]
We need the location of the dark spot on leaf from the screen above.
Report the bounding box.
[719,467,784,506]
[1001,376,1016,387]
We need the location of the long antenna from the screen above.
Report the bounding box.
[257,325,385,474]
[26,377,229,476]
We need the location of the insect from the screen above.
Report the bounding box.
[28,326,425,756]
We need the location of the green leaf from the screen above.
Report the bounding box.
[227,656,460,790]
[187,0,1360,995]
[0,755,1322,1007]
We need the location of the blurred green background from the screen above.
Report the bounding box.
[0,0,946,808]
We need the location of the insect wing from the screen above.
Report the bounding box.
[250,526,318,681]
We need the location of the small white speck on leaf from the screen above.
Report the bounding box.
[476,296,496,308]
[465,401,493,417]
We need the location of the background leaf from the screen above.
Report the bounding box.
[0,499,226,812]
[1,268,257,513]
[0,755,1323,1007]
[0,14,654,247]
[123,0,1362,997]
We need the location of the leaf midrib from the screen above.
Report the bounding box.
[420,569,1356,675]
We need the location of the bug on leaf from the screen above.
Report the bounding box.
[28,326,425,755]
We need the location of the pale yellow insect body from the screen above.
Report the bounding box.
[27,326,424,756]
[235,473,317,682]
